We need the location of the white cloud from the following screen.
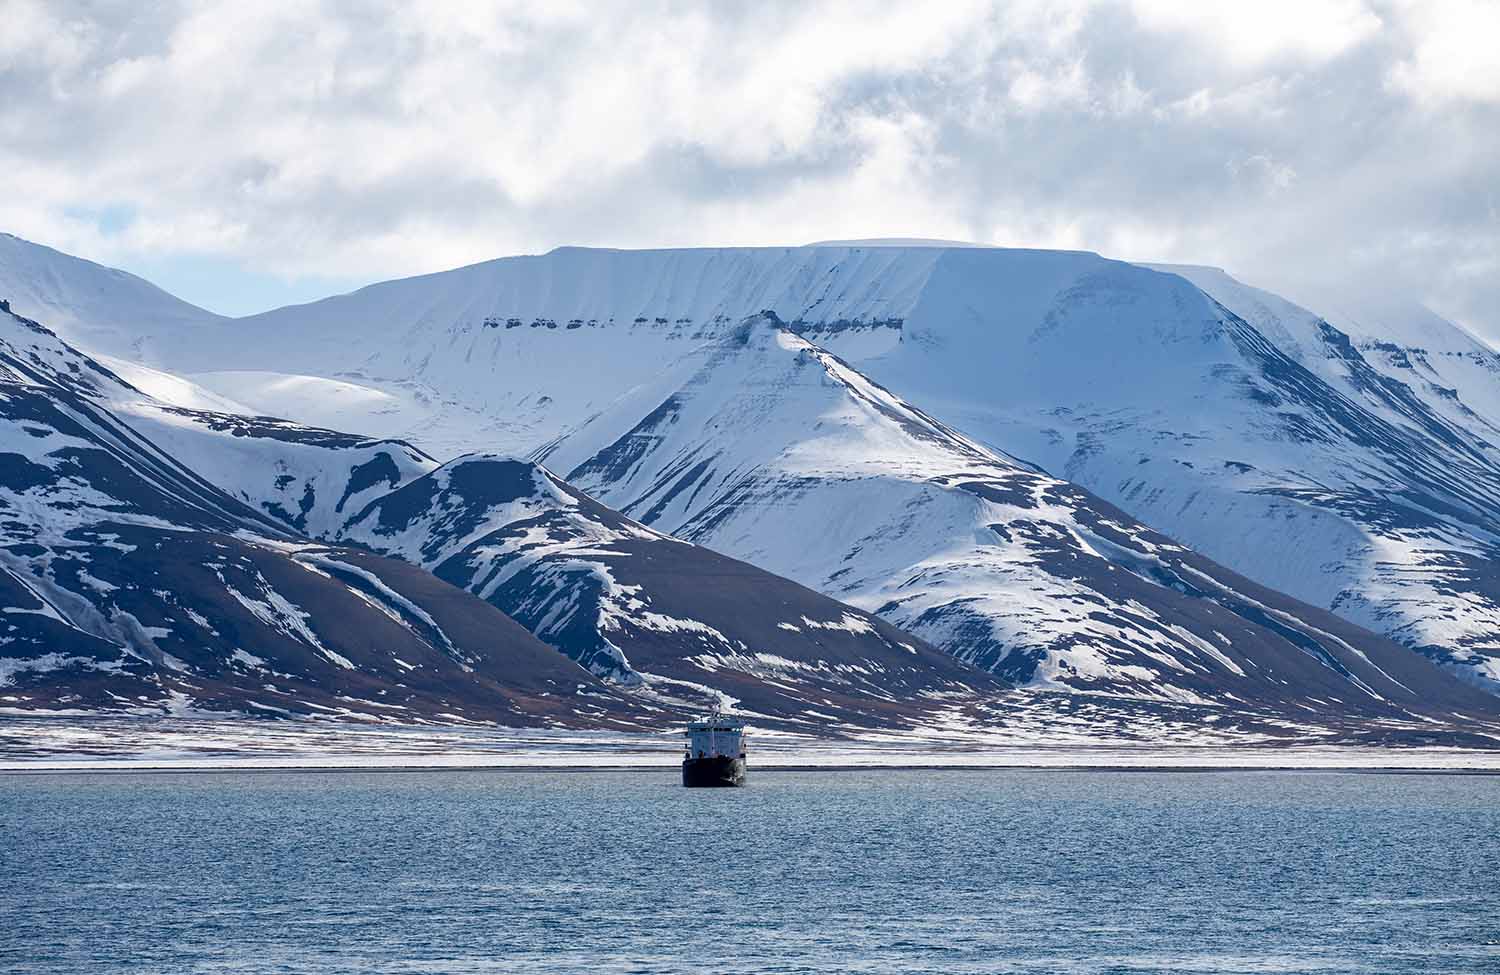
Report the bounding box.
[0,0,98,74]
[1387,0,1500,103]
[1129,0,1382,67]
[0,0,1495,337]
[1227,154,1297,193]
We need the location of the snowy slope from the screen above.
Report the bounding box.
[92,355,255,413]
[847,253,1500,691]
[185,370,449,442]
[542,314,1500,728]
[0,233,221,363]
[114,404,437,539]
[338,454,997,728]
[1152,264,1500,445]
[0,293,438,540]
[0,304,636,724]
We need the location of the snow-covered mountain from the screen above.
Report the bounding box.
[0,233,222,363]
[0,284,438,539]
[0,301,632,724]
[337,454,997,727]
[1164,266,1500,436]
[8,244,954,456]
[540,313,1499,727]
[6,233,1500,722]
[0,299,1002,730]
[34,238,1494,694]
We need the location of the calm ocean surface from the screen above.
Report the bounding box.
[3,769,1498,974]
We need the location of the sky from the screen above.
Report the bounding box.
[1,1,1496,336]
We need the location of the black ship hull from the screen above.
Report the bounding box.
[682,755,746,787]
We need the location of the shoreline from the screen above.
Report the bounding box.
[9,715,1500,775]
[7,760,1500,775]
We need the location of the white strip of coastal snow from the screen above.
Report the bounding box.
[3,721,1498,771]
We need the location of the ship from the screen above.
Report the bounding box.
[682,712,747,787]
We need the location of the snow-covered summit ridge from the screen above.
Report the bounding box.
[807,237,994,249]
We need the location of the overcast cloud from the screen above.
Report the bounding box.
[1,0,1496,334]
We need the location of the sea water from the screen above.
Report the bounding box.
[3,769,1497,973]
